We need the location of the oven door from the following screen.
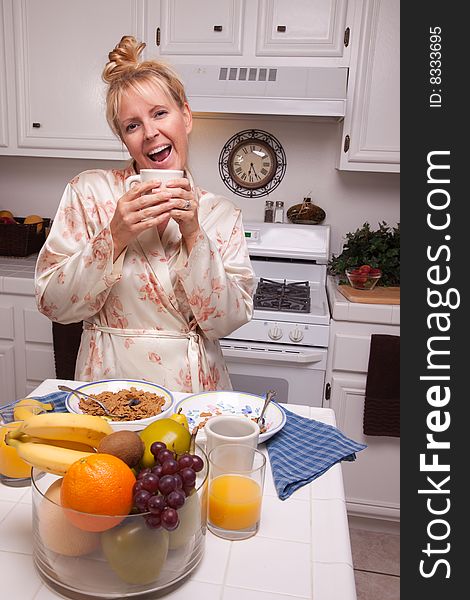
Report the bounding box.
[220,340,327,407]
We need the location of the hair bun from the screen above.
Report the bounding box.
[102,35,146,83]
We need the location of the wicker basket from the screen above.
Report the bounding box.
[0,217,50,257]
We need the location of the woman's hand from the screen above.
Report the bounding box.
[165,177,201,253]
[110,178,200,259]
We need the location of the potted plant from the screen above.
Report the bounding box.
[328,222,400,287]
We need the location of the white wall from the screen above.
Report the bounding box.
[0,115,399,256]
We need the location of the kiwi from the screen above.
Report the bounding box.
[97,430,145,468]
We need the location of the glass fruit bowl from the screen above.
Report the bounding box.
[345,266,382,290]
[31,444,208,600]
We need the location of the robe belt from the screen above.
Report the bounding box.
[83,322,204,392]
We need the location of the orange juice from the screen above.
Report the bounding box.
[0,422,32,478]
[208,474,262,530]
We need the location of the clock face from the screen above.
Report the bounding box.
[229,140,276,189]
[219,129,287,198]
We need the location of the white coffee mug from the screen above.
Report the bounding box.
[205,415,259,456]
[125,169,184,191]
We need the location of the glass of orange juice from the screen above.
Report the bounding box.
[207,444,266,540]
[0,403,46,487]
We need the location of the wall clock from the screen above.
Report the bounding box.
[218,129,287,198]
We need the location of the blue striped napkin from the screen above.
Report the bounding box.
[266,407,367,500]
[0,392,68,422]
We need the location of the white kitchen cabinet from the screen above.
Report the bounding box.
[145,0,356,67]
[325,307,400,522]
[0,0,9,148]
[147,0,244,56]
[256,0,349,58]
[0,291,55,406]
[338,0,400,172]
[0,0,140,160]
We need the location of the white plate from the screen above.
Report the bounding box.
[173,391,286,444]
[65,379,174,432]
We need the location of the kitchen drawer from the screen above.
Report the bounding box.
[329,320,400,373]
[331,333,371,373]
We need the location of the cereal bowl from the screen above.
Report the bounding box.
[65,379,174,432]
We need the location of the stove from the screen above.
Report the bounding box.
[254,279,311,313]
[221,222,331,407]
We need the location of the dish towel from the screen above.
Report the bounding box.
[266,408,367,500]
[0,392,68,421]
[363,334,400,437]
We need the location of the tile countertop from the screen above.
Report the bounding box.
[327,276,400,325]
[0,379,357,600]
[0,254,37,295]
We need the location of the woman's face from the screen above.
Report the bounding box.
[117,83,192,172]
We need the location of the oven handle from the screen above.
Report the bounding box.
[221,346,325,364]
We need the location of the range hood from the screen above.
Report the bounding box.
[175,64,348,118]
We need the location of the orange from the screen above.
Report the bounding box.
[60,453,136,532]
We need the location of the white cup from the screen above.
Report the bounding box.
[125,169,184,191]
[205,415,260,457]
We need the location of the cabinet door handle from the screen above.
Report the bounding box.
[213,25,223,32]
[277,25,286,33]
[156,27,161,46]
[32,122,41,128]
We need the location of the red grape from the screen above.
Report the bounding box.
[137,467,151,480]
[161,507,179,531]
[180,467,196,487]
[191,455,204,472]
[134,489,151,511]
[161,458,179,475]
[150,441,167,457]
[177,454,193,470]
[157,449,175,464]
[158,474,177,495]
[148,494,167,514]
[166,489,185,509]
[141,473,159,493]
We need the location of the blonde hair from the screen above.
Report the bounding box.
[102,36,188,138]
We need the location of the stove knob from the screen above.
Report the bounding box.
[289,328,304,343]
[268,325,283,340]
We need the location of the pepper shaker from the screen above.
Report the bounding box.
[264,200,274,223]
[274,201,284,223]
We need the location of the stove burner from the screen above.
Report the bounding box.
[254,278,311,313]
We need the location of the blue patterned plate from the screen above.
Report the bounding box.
[173,391,286,444]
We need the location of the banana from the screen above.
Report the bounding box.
[13,398,55,421]
[27,437,97,453]
[5,436,94,476]
[7,412,113,447]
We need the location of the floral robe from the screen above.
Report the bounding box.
[35,164,255,393]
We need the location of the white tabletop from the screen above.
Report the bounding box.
[0,379,357,600]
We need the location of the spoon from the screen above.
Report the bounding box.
[257,390,276,429]
[58,384,112,416]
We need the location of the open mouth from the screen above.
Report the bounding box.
[148,144,172,163]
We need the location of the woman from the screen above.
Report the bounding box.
[35,36,254,393]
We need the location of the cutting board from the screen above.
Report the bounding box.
[338,285,400,305]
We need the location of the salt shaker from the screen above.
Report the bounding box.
[264,200,274,223]
[274,201,284,223]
